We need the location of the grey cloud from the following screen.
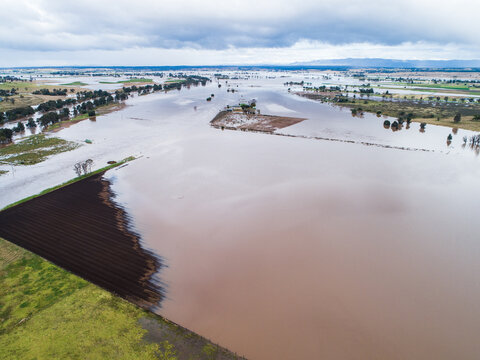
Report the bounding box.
[0,0,478,52]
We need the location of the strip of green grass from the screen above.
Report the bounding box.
[61,81,87,86]
[392,82,471,91]
[122,78,153,83]
[0,134,79,166]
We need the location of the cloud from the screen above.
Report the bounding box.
[1,0,479,51]
[0,0,479,65]
[1,41,478,67]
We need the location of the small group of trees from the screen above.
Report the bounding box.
[0,128,13,143]
[73,159,94,177]
[12,121,25,133]
[463,134,480,147]
[32,88,68,96]
[0,88,16,97]
[3,106,35,122]
[37,98,76,112]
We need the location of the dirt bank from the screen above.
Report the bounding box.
[211,110,305,132]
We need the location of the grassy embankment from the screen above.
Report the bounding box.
[0,159,243,359]
[0,134,79,166]
[61,81,88,86]
[0,81,81,112]
[164,79,186,84]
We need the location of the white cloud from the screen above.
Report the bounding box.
[0,0,479,66]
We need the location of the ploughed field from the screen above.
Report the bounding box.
[0,172,164,309]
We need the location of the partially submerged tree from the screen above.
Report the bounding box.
[73,162,82,177]
[73,159,94,177]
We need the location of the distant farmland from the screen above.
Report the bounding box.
[0,172,164,309]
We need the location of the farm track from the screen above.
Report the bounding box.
[0,172,164,309]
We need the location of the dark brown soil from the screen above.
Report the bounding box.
[0,172,164,309]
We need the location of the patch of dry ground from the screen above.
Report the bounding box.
[211,111,305,132]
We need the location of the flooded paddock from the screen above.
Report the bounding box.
[2,74,480,359]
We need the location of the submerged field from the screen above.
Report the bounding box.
[0,134,79,165]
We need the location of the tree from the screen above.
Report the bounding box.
[74,159,94,177]
[73,162,82,177]
[81,159,93,175]
[26,118,36,128]
[473,114,480,121]
[454,113,461,123]
[0,128,13,143]
[61,108,70,119]
[13,121,25,133]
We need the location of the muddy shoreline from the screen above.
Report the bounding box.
[0,172,164,309]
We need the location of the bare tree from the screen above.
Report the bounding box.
[85,159,93,174]
[74,159,94,177]
[81,159,93,175]
[73,162,82,177]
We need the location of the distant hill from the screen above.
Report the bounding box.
[290,58,480,68]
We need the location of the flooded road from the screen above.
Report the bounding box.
[3,75,480,359]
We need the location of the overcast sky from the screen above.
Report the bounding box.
[1,0,479,66]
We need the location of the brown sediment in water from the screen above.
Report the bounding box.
[0,172,163,309]
[211,110,306,132]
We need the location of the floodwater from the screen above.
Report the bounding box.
[3,74,480,359]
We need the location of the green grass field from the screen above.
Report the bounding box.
[0,81,81,112]
[0,238,171,359]
[0,134,80,166]
[61,81,88,86]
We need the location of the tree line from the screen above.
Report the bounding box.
[0,75,211,143]
[32,88,70,96]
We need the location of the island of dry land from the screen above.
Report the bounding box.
[211,110,305,132]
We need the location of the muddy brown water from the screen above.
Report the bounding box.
[109,118,480,359]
